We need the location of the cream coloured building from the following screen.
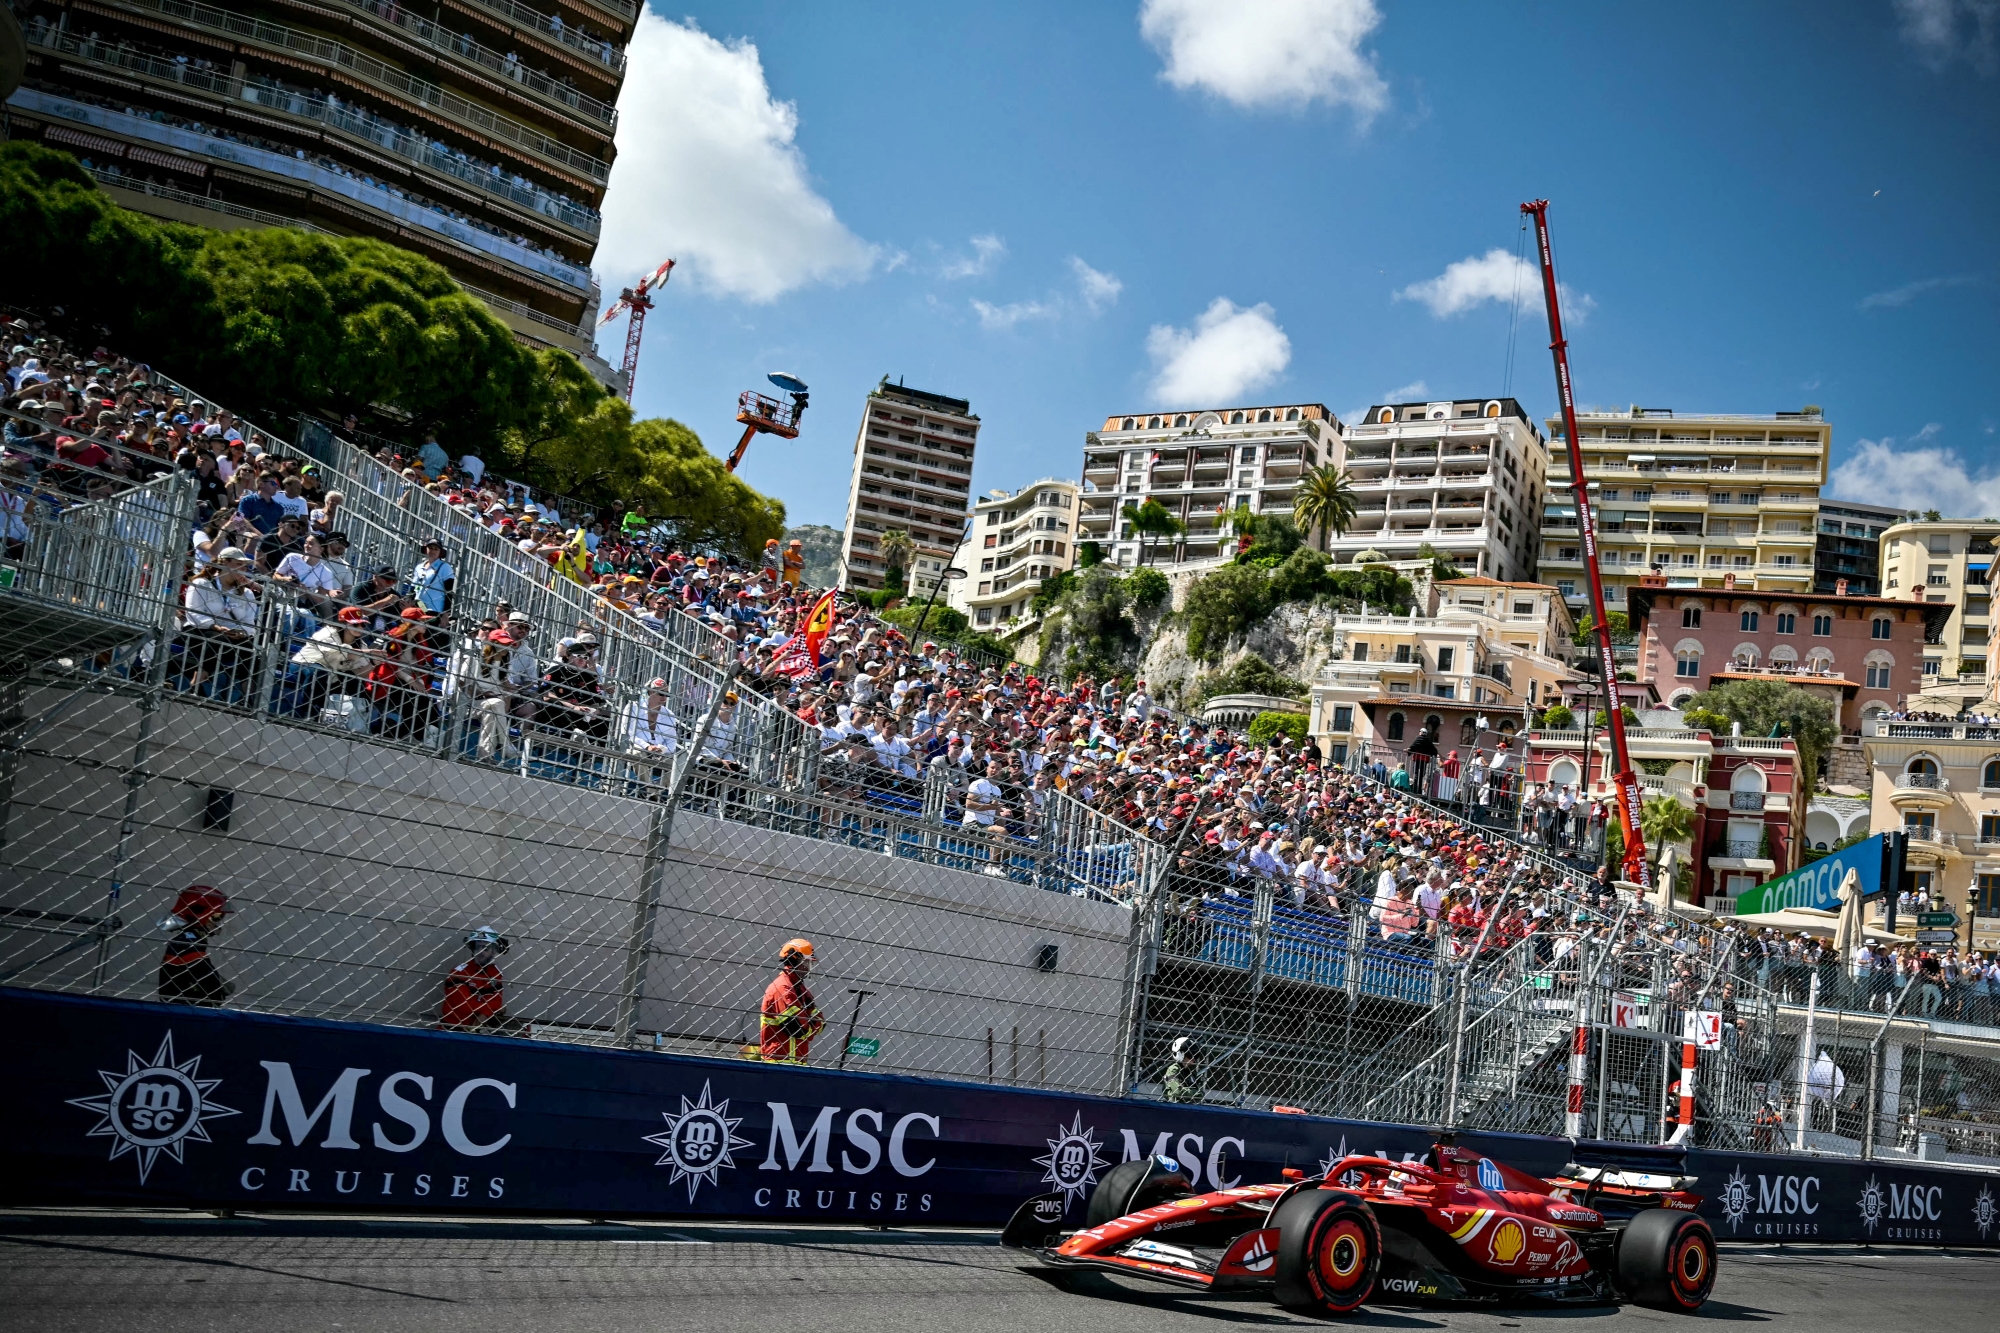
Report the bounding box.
[1862,717,2000,951]
[1878,518,1998,693]
[1309,577,1577,766]
[947,480,1081,630]
[1538,407,1830,617]
[1340,397,1548,580]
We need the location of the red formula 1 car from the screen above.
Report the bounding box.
[1002,1135,1715,1317]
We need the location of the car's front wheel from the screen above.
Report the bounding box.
[1272,1189,1379,1317]
[1617,1208,1716,1312]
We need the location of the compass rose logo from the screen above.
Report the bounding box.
[642,1081,752,1201]
[1974,1185,1997,1239]
[1033,1113,1108,1206]
[1857,1175,1888,1235]
[1319,1135,1353,1181]
[67,1032,238,1185]
[1719,1167,1754,1231]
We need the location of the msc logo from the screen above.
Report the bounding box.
[643,1081,753,1201]
[1860,1176,1945,1237]
[1974,1186,1997,1240]
[1035,1113,1110,1205]
[68,1033,239,1184]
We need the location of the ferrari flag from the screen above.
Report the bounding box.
[772,589,837,678]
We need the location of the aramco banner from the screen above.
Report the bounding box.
[1732,833,1886,915]
[5,987,1997,1245]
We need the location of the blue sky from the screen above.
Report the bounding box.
[595,1,2000,529]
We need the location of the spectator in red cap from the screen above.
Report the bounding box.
[159,886,232,1007]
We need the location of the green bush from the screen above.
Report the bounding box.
[1126,566,1171,608]
[880,603,968,636]
[1192,654,1306,706]
[1540,703,1575,728]
[1248,711,1310,744]
[1038,564,1143,681]
[1032,569,1077,615]
[1183,563,1275,660]
[1268,548,1330,602]
[1681,705,1730,733]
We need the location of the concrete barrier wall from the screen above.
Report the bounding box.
[0,690,1132,1094]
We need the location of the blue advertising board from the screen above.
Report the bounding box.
[5,987,1995,1245]
[1733,832,1885,915]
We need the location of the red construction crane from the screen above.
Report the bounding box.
[1521,198,1649,890]
[726,372,810,472]
[599,259,675,402]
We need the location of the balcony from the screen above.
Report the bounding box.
[1729,790,1768,811]
[79,0,615,180]
[1894,772,1949,792]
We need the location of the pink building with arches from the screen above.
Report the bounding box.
[1625,575,1953,732]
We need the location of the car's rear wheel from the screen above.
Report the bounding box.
[1272,1189,1379,1317]
[1617,1208,1716,1312]
[1084,1155,1193,1228]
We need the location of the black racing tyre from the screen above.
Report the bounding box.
[1084,1156,1193,1228]
[1271,1188,1380,1317]
[1617,1208,1716,1312]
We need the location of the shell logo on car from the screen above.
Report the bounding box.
[1488,1218,1526,1265]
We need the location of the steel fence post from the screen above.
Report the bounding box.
[614,664,740,1048]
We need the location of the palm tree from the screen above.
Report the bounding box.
[1121,499,1184,566]
[877,527,914,587]
[1291,463,1359,552]
[1639,793,1694,849]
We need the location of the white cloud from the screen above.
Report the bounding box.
[1896,0,1999,72]
[1139,0,1388,119]
[596,13,876,303]
[1070,257,1124,311]
[1384,379,1429,403]
[1146,298,1291,405]
[1396,248,1594,321]
[971,299,1056,330]
[1859,273,1978,309]
[941,234,1007,279]
[1827,424,2000,516]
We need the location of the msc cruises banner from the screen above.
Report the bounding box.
[1733,833,1887,915]
[4,988,1995,1245]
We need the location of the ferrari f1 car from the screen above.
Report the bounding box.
[1001,1135,1715,1317]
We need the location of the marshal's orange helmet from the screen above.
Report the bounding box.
[779,937,815,964]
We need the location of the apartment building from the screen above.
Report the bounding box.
[1309,577,1576,767]
[1077,404,1338,568]
[947,480,1080,630]
[1538,406,1830,614]
[1878,517,1999,689]
[1814,498,1906,597]
[1340,398,1547,580]
[1862,717,2000,951]
[1623,575,1951,722]
[840,380,979,592]
[8,0,631,366]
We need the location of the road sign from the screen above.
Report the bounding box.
[1611,993,1639,1029]
[1915,929,1959,944]
[1683,1010,1723,1050]
[1919,912,1959,928]
[844,1036,880,1058]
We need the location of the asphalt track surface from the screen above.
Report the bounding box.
[1,1212,1995,1333]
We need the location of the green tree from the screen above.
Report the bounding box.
[1417,542,1462,583]
[878,528,915,586]
[1127,566,1171,609]
[1248,711,1310,744]
[1193,654,1306,706]
[1268,548,1330,603]
[1183,563,1276,660]
[1684,678,1838,791]
[1540,703,1576,728]
[1291,463,1360,552]
[1572,609,1632,646]
[1122,498,1185,565]
[1640,794,1694,849]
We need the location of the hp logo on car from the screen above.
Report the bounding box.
[1477,1158,1505,1190]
